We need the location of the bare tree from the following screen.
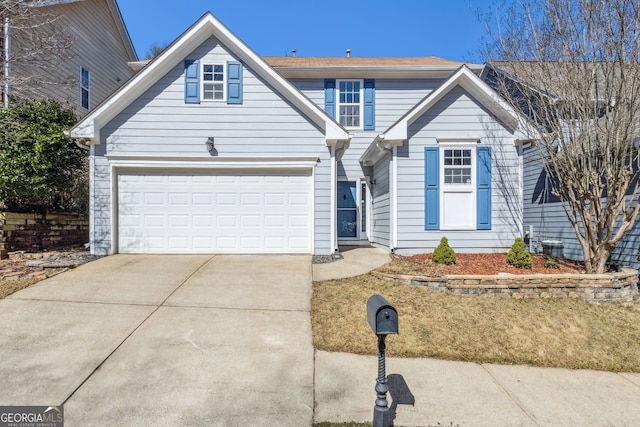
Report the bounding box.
[483,0,640,273]
[1,0,75,106]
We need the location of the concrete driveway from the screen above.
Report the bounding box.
[0,254,313,426]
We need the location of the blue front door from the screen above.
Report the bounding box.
[337,181,357,238]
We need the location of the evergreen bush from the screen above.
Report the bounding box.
[506,237,533,268]
[432,237,456,265]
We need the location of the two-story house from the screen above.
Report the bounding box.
[70,12,524,256]
[2,0,137,114]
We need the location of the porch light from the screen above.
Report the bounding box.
[206,137,215,152]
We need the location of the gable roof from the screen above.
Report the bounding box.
[69,12,349,145]
[361,65,520,165]
[31,0,137,61]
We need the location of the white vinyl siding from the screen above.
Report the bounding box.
[288,78,442,181]
[394,85,520,253]
[91,36,333,255]
[370,152,391,249]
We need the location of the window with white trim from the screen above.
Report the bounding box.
[80,67,90,110]
[202,64,224,100]
[443,149,473,184]
[338,80,362,128]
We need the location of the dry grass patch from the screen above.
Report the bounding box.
[0,277,45,299]
[312,274,640,372]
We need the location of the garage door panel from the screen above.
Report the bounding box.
[117,170,311,254]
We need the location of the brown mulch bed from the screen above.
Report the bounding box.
[377,253,585,277]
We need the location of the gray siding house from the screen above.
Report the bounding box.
[70,12,524,256]
[482,64,640,270]
[3,0,137,114]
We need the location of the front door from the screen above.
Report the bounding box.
[337,181,357,238]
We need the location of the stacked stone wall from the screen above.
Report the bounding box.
[0,211,89,259]
[372,268,639,304]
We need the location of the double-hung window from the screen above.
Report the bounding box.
[80,67,90,110]
[337,80,362,128]
[202,64,224,101]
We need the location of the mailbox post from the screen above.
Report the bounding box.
[367,295,398,427]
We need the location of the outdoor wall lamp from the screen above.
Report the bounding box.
[206,137,215,152]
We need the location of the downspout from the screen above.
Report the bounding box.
[3,13,10,108]
[391,146,398,252]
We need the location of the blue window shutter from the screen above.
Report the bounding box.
[184,60,200,104]
[324,79,336,118]
[477,146,492,230]
[363,79,375,130]
[227,61,243,104]
[424,147,440,230]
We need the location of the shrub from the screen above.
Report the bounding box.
[0,98,85,212]
[506,237,532,268]
[432,237,456,265]
[544,256,560,269]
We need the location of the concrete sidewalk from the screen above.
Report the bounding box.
[312,245,391,281]
[313,247,640,426]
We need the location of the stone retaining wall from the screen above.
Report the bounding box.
[0,211,89,259]
[372,268,639,304]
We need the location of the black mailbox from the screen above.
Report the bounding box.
[367,295,398,335]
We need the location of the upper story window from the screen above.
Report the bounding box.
[338,80,362,128]
[202,64,224,101]
[184,60,243,105]
[80,67,90,110]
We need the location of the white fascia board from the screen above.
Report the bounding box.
[69,13,349,145]
[359,134,403,166]
[106,156,319,170]
[69,17,212,141]
[380,66,520,145]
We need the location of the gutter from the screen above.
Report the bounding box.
[360,134,402,166]
[63,130,91,150]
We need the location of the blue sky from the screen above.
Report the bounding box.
[117,0,497,63]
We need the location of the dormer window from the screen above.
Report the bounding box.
[337,80,363,128]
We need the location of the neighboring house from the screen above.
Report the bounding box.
[1,0,137,115]
[482,63,640,270]
[69,12,524,256]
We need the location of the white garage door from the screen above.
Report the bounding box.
[117,169,312,254]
